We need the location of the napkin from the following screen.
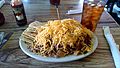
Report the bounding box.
[0,32,4,44]
[66,9,82,15]
[103,26,120,68]
[0,0,5,8]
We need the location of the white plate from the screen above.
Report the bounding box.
[19,35,98,62]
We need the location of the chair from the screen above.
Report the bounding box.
[106,0,117,14]
[106,0,120,25]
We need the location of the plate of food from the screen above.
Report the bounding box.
[19,19,98,62]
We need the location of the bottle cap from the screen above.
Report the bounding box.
[11,0,22,6]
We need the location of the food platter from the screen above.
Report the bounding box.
[19,35,98,62]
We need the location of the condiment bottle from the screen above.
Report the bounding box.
[11,0,27,26]
[0,12,5,26]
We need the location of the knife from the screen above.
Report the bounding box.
[0,32,4,44]
[103,26,120,68]
[0,32,13,49]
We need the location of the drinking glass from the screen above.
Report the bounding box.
[81,0,107,32]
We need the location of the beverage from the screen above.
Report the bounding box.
[11,0,27,26]
[81,0,106,32]
[50,0,60,5]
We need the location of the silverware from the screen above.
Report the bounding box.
[0,32,4,44]
[55,3,60,20]
[0,32,13,49]
[103,26,120,68]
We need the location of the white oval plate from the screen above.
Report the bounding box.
[19,35,98,62]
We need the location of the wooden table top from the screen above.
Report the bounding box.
[0,0,120,68]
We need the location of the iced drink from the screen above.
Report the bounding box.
[81,0,106,32]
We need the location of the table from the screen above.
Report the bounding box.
[0,0,120,68]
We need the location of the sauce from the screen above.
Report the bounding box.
[11,0,27,26]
